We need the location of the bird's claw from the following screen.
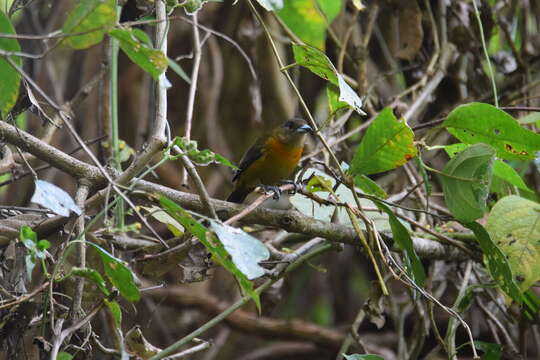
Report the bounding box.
[279,180,301,195]
[261,185,281,200]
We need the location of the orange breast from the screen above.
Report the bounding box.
[237,137,303,188]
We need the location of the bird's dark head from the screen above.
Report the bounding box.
[273,118,312,147]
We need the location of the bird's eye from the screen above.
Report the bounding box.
[284,121,294,129]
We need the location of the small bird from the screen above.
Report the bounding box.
[227,118,312,203]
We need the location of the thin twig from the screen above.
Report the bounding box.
[471,0,498,107]
[181,13,203,186]
[69,182,91,324]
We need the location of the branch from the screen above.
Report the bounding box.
[0,120,102,181]
[0,118,470,261]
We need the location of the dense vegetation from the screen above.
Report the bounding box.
[0,0,539,359]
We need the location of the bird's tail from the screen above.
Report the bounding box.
[226,186,250,203]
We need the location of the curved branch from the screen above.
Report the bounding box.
[0,120,102,181]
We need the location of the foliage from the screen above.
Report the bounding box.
[0,10,21,118]
[0,1,539,359]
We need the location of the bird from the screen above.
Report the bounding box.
[227,118,312,204]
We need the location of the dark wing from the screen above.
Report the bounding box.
[232,136,268,182]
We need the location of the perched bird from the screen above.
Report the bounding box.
[227,118,312,203]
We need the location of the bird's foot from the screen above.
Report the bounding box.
[261,185,282,200]
[279,180,301,195]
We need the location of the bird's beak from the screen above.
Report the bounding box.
[296,124,313,134]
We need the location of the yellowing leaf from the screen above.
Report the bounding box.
[486,196,540,292]
[62,0,117,49]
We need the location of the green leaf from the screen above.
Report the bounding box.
[57,352,74,360]
[277,0,341,50]
[326,84,348,114]
[293,44,337,83]
[464,221,523,304]
[474,341,502,360]
[349,108,417,175]
[306,174,334,193]
[354,175,387,199]
[20,225,37,247]
[181,0,209,14]
[443,103,540,160]
[374,201,425,287]
[343,355,385,360]
[517,112,540,126]
[444,143,532,193]
[492,160,532,193]
[440,143,495,222]
[20,226,39,280]
[141,205,184,237]
[37,239,51,251]
[0,10,21,118]
[486,196,540,292]
[88,243,140,302]
[71,267,110,296]
[209,221,270,280]
[109,28,167,80]
[132,28,152,46]
[159,197,261,311]
[168,136,237,168]
[105,299,122,328]
[293,44,365,115]
[456,286,476,312]
[415,155,432,198]
[62,0,117,49]
[167,56,191,84]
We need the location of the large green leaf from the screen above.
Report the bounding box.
[349,108,417,175]
[445,143,532,193]
[443,103,540,161]
[159,197,262,311]
[62,0,117,49]
[88,243,141,302]
[440,143,495,222]
[0,10,21,118]
[109,28,167,80]
[277,0,341,50]
[486,196,540,292]
[464,222,523,305]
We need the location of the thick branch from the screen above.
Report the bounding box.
[0,120,102,181]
